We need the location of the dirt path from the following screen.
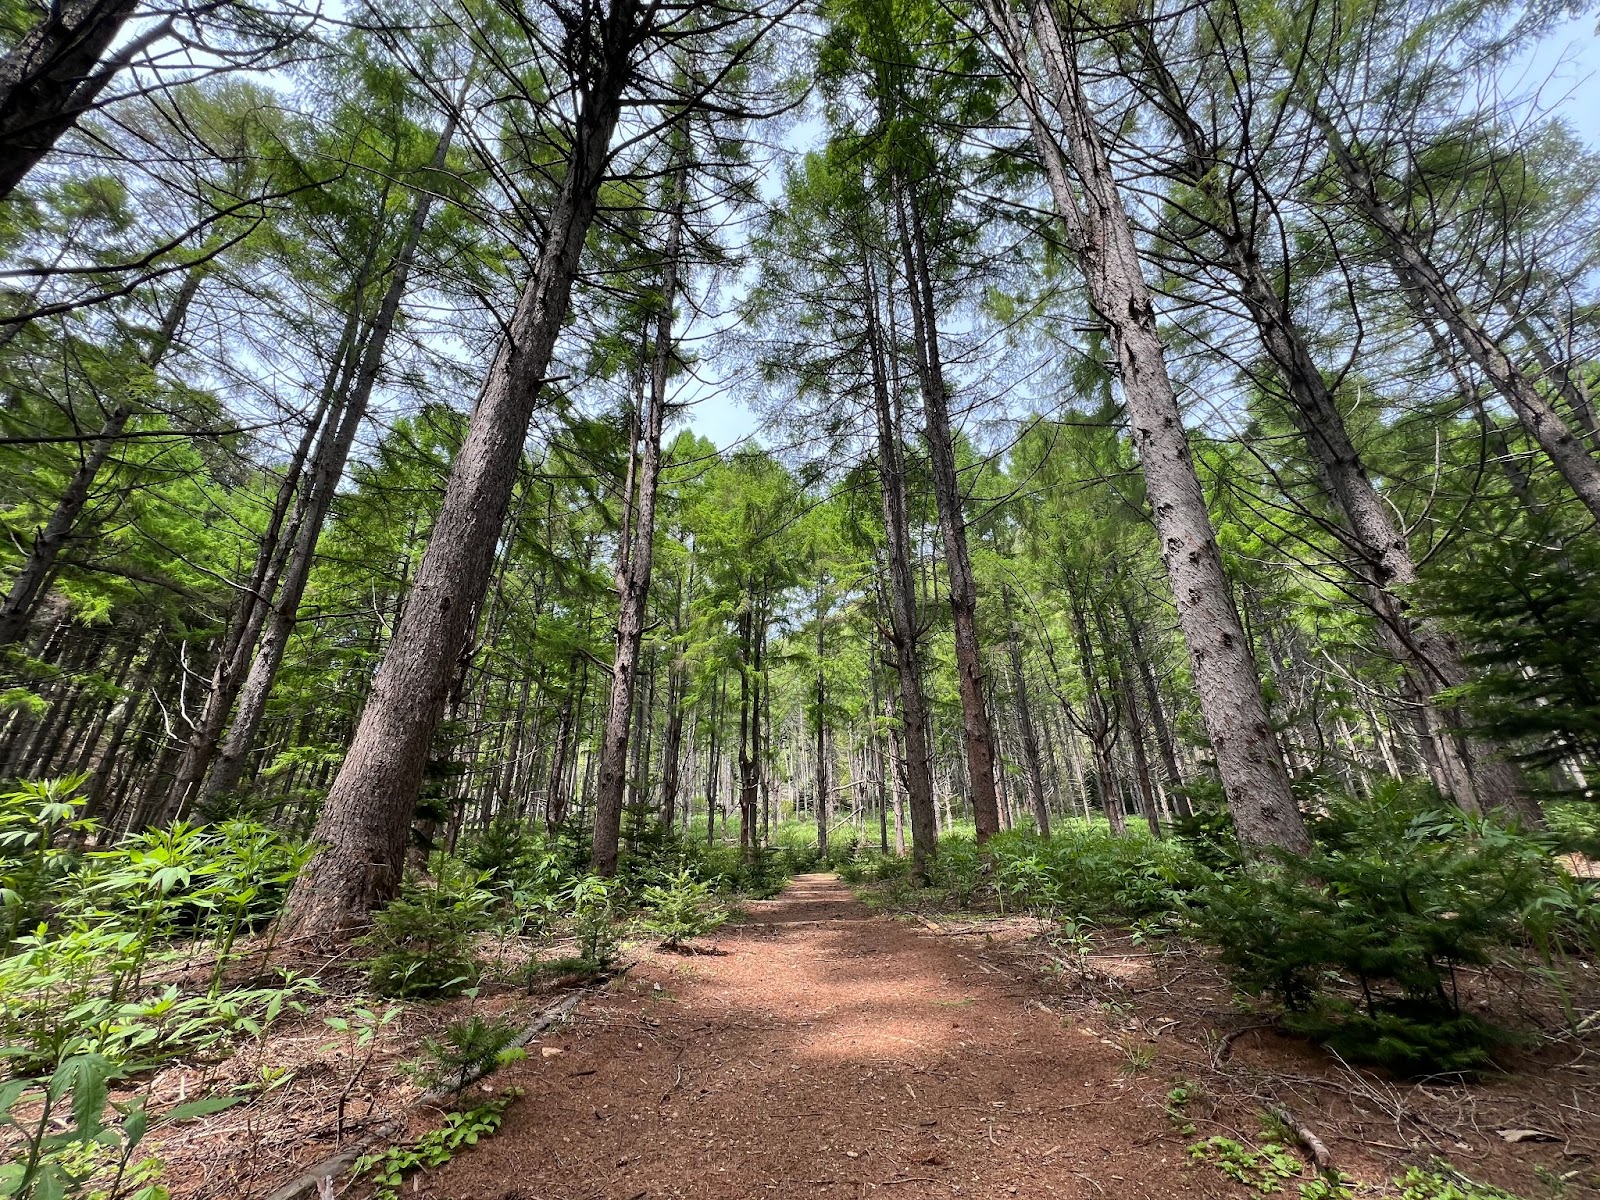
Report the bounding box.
[434,873,1203,1200]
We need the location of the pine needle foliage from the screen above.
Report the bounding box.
[1191,783,1558,1074]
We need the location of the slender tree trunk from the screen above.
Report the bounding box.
[864,255,940,876]
[592,157,686,874]
[814,584,830,855]
[203,112,463,810]
[280,34,635,937]
[1123,599,1189,818]
[1002,586,1049,835]
[1297,89,1600,524]
[891,181,1002,844]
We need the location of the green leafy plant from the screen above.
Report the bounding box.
[360,869,495,999]
[567,876,618,969]
[0,775,94,951]
[1164,1083,1197,1135]
[0,1052,235,1200]
[638,868,727,949]
[352,1089,520,1200]
[1187,1135,1304,1194]
[402,1011,523,1093]
[1393,1165,1522,1199]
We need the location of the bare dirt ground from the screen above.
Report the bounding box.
[169,870,1598,1200]
[421,873,1293,1200]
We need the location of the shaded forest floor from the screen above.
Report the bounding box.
[391,873,1599,1200]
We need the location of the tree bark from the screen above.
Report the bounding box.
[891,180,1002,844]
[1002,586,1049,835]
[592,157,687,876]
[1126,25,1535,824]
[279,22,635,938]
[982,0,1308,852]
[0,0,145,199]
[863,253,941,877]
[814,582,830,855]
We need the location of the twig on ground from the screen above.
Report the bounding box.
[1265,1101,1336,1174]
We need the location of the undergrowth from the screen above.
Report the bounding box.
[838,780,1600,1077]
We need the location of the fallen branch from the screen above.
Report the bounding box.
[1214,1022,1275,1066]
[257,980,612,1200]
[1265,1101,1336,1175]
[259,1120,402,1200]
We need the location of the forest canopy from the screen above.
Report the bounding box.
[3,0,1600,1195]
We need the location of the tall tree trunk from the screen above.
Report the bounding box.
[1122,598,1190,818]
[280,30,635,938]
[981,0,1308,852]
[1295,87,1600,525]
[659,582,689,830]
[1128,25,1535,824]
[864,253,940,877]
[1066,582,1123,835]
[592,156,686,876]
[1002,586,1049,835]
[891,180,1002,844]
[814,583,830,855]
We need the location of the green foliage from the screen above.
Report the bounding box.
[850,823,1198,923]
[1392,1165,1521,1199]
[567,875,619,969]
[638,868,728,949]
[403,1011,523,1093]
[1424,518,1600,775]
[353,1090,521,1200]
[0,1052,235,1200]
[0,776,95,950]
[1190,785,1561,1074]
[362,868,495,999]
[1186,1135,1303,1194]
[0,782,316,1075]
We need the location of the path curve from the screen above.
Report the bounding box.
[435,873,1202,1199]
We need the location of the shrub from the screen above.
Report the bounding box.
[638,868,727,949]
[362,869,495,999]
[1190,787,1555,1074]
[404,1012,523,1093]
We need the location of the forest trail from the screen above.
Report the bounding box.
[433,874,1198,1200]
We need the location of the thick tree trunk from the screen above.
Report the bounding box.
[279,31,634,938]
[985,0,1308,852]
[0,0,145,199]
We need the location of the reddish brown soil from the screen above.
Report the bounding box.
[427,874,1221,1200]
